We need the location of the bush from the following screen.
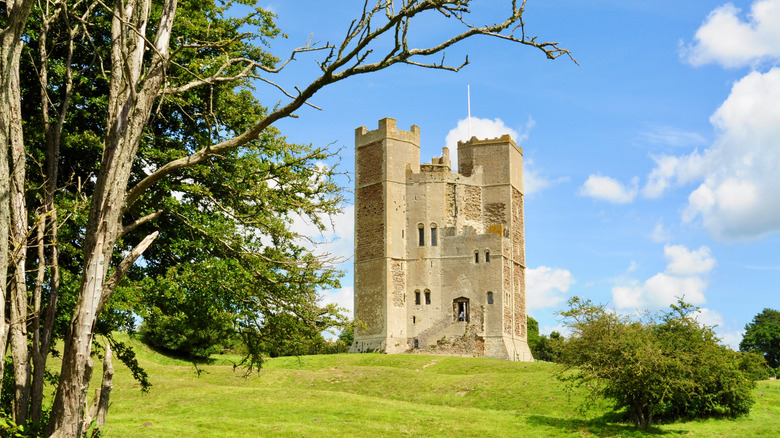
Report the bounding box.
[557,298,757,430]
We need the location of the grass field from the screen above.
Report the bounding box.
[70,335,780,437]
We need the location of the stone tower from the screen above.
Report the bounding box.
[350,118,532,361]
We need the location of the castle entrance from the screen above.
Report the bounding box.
[454,298,470,322]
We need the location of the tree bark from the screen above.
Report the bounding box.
[47,1,177,435]
[2,0,36,423]
[83,344,113,434]
[30,0,72,422]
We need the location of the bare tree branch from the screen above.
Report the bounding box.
[124,0,574,209]
[120,210,163,237]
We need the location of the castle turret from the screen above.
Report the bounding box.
[351,118,420,353]
[351,118,532,361]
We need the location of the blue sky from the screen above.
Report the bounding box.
[262,1,780,347]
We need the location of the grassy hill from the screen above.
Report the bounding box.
[76,334,780,437]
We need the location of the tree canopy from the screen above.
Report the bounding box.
[740,308,780,370]
[557,298,759,430]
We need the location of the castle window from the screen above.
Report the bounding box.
[485,250,490,263]
[454,298,470,322]
[418,224,425,246]
[414,338,419,349]
[487,292,494,305]
[430,224,438,246]
[424,289,431,305]
[475,251,479,263]
[415,290,421,305]
[413,316,416,324]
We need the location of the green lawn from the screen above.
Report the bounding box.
[69,335,780,437]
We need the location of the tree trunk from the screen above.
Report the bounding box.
[83,344,113,434]
[48,1,177,435]
[3,0,35,423]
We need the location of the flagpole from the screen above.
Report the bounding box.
[467,84,472,139]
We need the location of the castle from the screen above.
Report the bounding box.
[350,118,533,361]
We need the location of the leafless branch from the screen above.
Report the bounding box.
[120,210,163,237]
[125,0,574,208]
[100,231,159,312]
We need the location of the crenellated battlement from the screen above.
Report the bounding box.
[355,117,420,148]
[458,134,522,155]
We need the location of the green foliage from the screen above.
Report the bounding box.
[557,297,757,430]
[338,325,354,346]
[532,331,563,363]
[527,316,540,350]
[740,308,780,369]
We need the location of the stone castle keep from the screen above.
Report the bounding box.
[350,118,533,361]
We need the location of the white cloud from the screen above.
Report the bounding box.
[693,307,725,328]
[444,116,532,169]
[683,0,780,68]
[718,329,744,351]
[663,244,716,275]
[639,125,707,148]
[320,286,354,319]
[651,220,672,243]
[614,273,707,310]
[523,159,569,197]
[526,266,575,310]
[641,67,780,239]
[612,244,715,311]
[692,308,744,350]
[578,174,638,204]
[674,68,780,239]
[643,3,780,239]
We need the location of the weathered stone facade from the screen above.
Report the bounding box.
[350,118,533,361]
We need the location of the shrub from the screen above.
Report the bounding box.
[557,298,757,430]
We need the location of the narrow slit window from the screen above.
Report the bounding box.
[475,251,479,263]
[487,292,494,305]
[425,289,431,305]
[415,290,421,305]
[418,224,425,246]
[485,250,490,263]
[430,224,438,246]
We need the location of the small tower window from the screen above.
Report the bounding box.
[485,250,490,263]
[430,224,438,246]
[415,290,421,305]
[418,224,425,246]
[475,251,479,263]
[424,289,431,305]
[487,292,494,305]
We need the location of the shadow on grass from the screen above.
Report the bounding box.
[139,341,217,366]
[525,413,689,437]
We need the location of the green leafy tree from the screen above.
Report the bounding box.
[558,297,757,430]
[532,331,562,362]
[2,0,574,434]
[527,316,540,350]
[740,308,780,370]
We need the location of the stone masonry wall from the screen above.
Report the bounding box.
[485,202,507,227]
[357,141,383,184]
[514,262,526,337]
[356,184,384,261]
[503,258,512,335]
[463,185,482,224]
[391,260,406,307]
[354,260,384,336]
[512,187,525,265]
